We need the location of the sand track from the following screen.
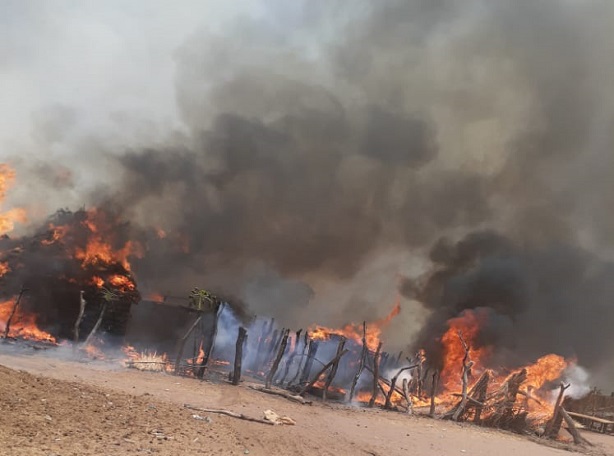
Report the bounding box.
[0,350,612,456]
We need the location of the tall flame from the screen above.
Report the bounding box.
[0,164,27,235]
[0,299,56,344]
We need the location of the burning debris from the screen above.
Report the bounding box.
[0,161,600,447]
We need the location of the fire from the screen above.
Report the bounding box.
[144,292,165,302]
[123,345,170,372]
[524,354,568,391]
[0,299,56,344]
[309,300,401,351]
[108,274,136,292]
[83,342,106,360]
[439,309,492,391]
[0,261,9,277]
[0,164,27,235]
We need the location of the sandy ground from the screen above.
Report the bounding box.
[0,348,612,456]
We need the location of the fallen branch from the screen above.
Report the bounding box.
[249,385,312,405]
[184,404,274,426]
[560,408,592,446]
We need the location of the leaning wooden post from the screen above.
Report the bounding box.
[288,332,310,386]
[174,314,203,374]
[278,329,302,385]
[560,408,592,446]
[265,329,290,389]
[429,370,439,417]
[348,322,368,402]
[384,364,418,409]
[83,302,108,346]
[231,327,248,385]
[299,349,349,396]
[2,286,27,339]
[323,336,347,401]
[197,302,225,378]
[299,340,319,385]
[368,341,383,407]
[545,382,570,438]
[73,290,86,343]
[452,331,473,421]
[402,378,413,414]
[253,318,275,370]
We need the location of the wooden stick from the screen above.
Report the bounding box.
[253,318,275,370]
[385,364,418,409]
[197,303,224,378]
[560,408,592,446]
[546,383,570,438]
[231,327,248,385]
[3,286,27,339]
[368,341,383,407]
[174,314,203,374]
[323,336,347,401]
[266,329,290,389]
[288,332,310,386]
[452,331,473,421]
[249,385,312,405]
[364,364,405,397]
[184,404,274,426]
[402,378,413,414]
[83,302,107,346]
[73,290,86,343]
[278,329,302,385]
[429,370,439,418]
[348,322,368,402]
[299,340,319,385]
[299,349,349,396]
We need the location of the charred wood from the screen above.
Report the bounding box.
[323,336,346,402]
[368,341,383,408]
[348,322,368,402]
[266,329,290,389]
[231,326,248,385]
[299,349,349,397]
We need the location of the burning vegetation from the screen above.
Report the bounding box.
[0,163,602,445]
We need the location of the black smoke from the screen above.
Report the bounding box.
[4,1,614,383]
[405,230,614,371]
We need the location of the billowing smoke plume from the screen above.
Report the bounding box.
[2,2,614,385]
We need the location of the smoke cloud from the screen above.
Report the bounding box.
[2,1,614,387]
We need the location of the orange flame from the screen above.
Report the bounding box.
[123,345,170,372]
[73,209,143,272]
[0,164,27,235]
[309,300,401,351]
[0,299,56,344]
[439,309,492,391]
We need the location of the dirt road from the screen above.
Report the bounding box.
[0,350,611,456]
